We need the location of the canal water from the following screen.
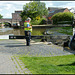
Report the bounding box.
[0,27,51,36]
[0,27,71,46]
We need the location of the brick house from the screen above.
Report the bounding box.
[12,11,23,26]
[12,11,22,21]
[47,8,70,20]
[0,11,23,27]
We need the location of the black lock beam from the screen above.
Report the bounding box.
[9,35,25,39]
[9,35,44,39]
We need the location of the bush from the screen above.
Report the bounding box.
[31,18,47,25]
[39,18,47,25]
[51,12,74,25]
[31,20,40,25]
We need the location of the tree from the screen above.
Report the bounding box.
[20,1,48,21]
[0,14,3,19]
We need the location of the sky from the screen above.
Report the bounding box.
[0,1,75,18]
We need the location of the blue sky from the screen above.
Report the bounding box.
[0,1,75,18]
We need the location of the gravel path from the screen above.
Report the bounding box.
[0,39,75,74]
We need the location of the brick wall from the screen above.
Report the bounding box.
[12,11,22,21]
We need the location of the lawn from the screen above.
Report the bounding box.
[0,39,6,41]
[50,26,73,35]
[19,54,75,74]
[58,27,73,35]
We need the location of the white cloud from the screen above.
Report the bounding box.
[57,1,75,9]
[46,2,53,8]
[0,1,30,18]
[0,9,2,12]
[40,1,53,9]
[4,13,12,18]
[49,3,53,6]
[43,1,75,9]
[1,1,75,18]
[0,1,30,5]
[5,4,13,10]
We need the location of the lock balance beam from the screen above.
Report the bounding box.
[9,35,44,39]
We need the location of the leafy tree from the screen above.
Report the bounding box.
[20,1,48,21]
[51,12,74,25]
[0,14,3,19]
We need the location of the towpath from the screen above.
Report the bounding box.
[0,39,75,74]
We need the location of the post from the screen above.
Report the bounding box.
[72,16,75,35]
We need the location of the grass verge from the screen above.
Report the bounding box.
[0,39,8,41]
[50,26,73,35]
[58,27,73,35]
[19,54,75,74]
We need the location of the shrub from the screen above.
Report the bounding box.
[31,20,40,25]
[51,12,74,25]
[31,18,47,25]
[39,18,47,25]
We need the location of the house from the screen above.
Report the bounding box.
[69,8,75,13]
[12,11,22,27]
[48,7,62,13]
[47,8,70,20]
[12,11,22,21]
[69,8,75,19]
[0,11,22,27]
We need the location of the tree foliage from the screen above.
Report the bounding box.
[0,14,3,19]
[51,12,74,25]
[20,1,48,21]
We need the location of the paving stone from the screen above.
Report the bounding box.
[0,39,75,74]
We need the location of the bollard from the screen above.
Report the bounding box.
[73,28,75,35]
[70,33,75,50]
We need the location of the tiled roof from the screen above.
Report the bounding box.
[54,8,66,13]
[48,8,68,17]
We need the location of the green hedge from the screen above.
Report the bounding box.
[51,12,74,25]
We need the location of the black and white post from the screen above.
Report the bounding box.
[72,16,75,35]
